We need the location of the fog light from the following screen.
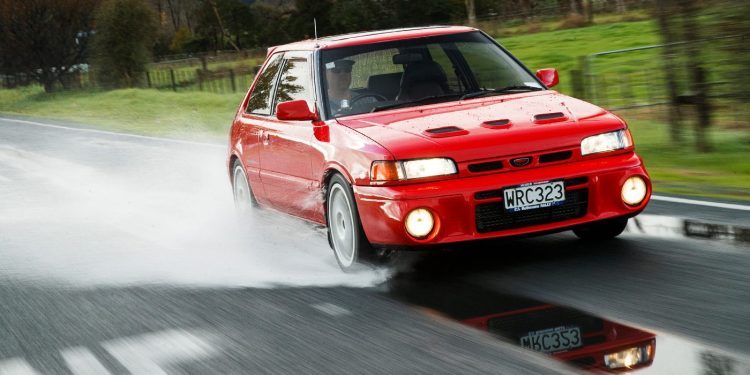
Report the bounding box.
[621,176,647,206]
[604,343,654,369]
[405,208,434,239]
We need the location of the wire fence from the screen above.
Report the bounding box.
[0,48,265,95]
[571,34,750,123]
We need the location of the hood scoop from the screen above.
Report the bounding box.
[481,119,512,129]
[533,112,567,124]
[423,126,469,138]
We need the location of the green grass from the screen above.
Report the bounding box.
[498,20,660,95]
[628,119,750,201]
[0,86,242,141]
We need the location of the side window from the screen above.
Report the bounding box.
[274,57,313,106]
[246,54,283,115]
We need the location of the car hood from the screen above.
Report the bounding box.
[336,91,626,162]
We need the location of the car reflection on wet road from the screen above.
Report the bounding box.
[387,279,656,372]
[0,116,749,374]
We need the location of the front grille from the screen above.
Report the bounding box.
[468,160,504,173]
[539,150,572,163]
[475,189,588,233]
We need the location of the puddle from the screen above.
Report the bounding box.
[386,277,750,373]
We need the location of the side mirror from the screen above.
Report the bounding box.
[536,68,559,88]
[276,100,318,121]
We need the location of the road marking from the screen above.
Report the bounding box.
[0,358,39,374]
[312,302,352,317]
[61,347,112,375]
[102,329,218,375]
[651,195,750,211]
[0,117,224,149]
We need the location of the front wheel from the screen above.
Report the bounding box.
[326,174,383,271]
[572,217,629,240]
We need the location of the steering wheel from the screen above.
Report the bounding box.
[350,93,388,106]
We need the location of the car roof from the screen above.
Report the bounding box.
[268,25,477,55]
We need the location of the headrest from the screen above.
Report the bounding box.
[392,53,424,65]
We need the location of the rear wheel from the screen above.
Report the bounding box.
[326,174,384,271]
[573,217,629,240]
[232,159,257,214]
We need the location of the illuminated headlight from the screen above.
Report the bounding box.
[604,343,654,370]
[621,176,647,206]
[371,158,457,182]
[405,208,435,238]
[581,130,632,156]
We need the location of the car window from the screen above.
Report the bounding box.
[348,49,403,89]
[455,41,529,90]
[427,44,464,92]
[274,57,313,107]
[246,53,283,115]
[320,31,540,118]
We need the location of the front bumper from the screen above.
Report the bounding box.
[353,152,650,246]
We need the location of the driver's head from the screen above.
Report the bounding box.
[325,59,354,92]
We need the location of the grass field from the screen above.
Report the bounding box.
[0,86,241,141]
[1,19,748,200]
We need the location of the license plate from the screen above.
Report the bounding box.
[520,326,582,354]
[503,180,565,212]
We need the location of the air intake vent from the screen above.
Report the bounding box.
[539,150,572,163]
[468,160,503,173]
[481,119,511,129]
[423,126,469,138]
[534,112,567,124]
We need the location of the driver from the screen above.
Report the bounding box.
[325,59,355,113]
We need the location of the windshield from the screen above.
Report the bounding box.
[319,31,542,118]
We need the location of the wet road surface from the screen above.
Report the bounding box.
[1,116,748,374]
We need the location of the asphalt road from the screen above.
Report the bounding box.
[0,116,748,374]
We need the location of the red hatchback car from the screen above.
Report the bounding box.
[228,26,651,270]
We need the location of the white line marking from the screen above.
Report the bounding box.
[0,358,39,375]
[0,117,225,149]
[651,195,750,211]
[61,347,112,375]
[102,329,218,375]
[312,302,352,317]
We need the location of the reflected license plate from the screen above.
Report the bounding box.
[520,326,582,353]
[503,180,565,212]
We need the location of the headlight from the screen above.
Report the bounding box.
[604,342,654,369]
[581,130,632,156]
[371,158,457,182]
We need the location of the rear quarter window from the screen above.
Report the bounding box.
[246,53,283,115]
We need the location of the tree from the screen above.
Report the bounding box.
[91,0,158,88]
[0,0,98,92]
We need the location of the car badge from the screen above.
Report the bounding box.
[510,157,532,167]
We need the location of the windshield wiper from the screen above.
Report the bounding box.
[370,93,464,113]
[460,85,543,100]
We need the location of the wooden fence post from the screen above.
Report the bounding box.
[229,69,236,92]
[197,69,203,91]
[570,70,584,99]
[170,69,177,92]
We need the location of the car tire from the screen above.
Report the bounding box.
[326,174,381,272]
[232,159,257,214]
[572,217,629,240]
